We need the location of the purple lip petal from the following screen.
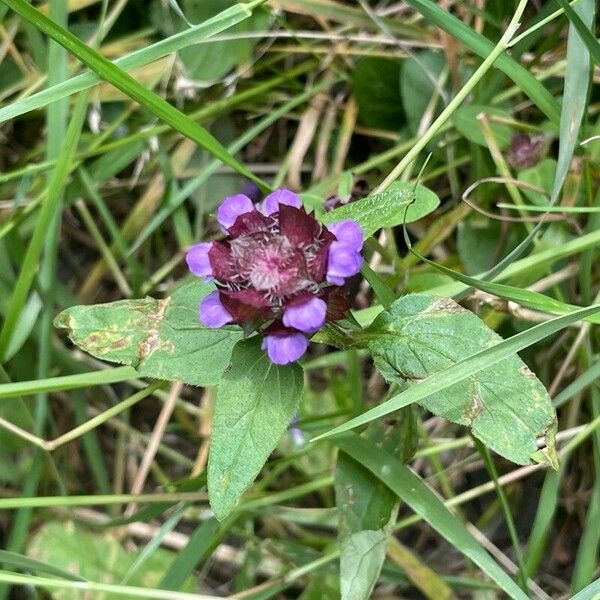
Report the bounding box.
[186,242,213,279]
[261,333,308,364]
[261,188,302,215]
[326,241,363,283]
[216,194,254,231]
[283,297,327,333]
[199,291,233,328]
[326,220,364,252]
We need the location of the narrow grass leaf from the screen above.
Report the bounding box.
[333,432,529,600]
[402,0,560,124]
[0,550,86,582]
[1,0,269,191]
[553,0,600,65]
[0,0,265,122]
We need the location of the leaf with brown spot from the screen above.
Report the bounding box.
[363,293,557,466]
[54,279,243,387]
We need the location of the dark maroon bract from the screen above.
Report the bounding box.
[186,188,364,364]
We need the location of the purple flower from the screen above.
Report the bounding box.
[283,297,327,333]
[327,241,363,284]
[200,291,233,328]
[186,242,213,280]
[216,194,254,231]
[262,333,308,365]
[261,188,302,215]
[327,220,363,252]
[187,188,365,364]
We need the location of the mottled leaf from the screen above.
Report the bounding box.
[208,337,303,520]
[54,279,242,387]
[364,293,557,466]
[321,182,439,238]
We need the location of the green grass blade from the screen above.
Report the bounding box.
[403,0,560,124]
[0,367,138,399]
[404,237,600,324]
[0,94,88,360]
[1,0,269,192]
[0,0,265,123]
[550,0,594,203]
[571,578,600,600]
[334,433,528,600]
[312,303,600,441]
[553,0,600,65]
[129,76,337,252]
[0,551,86,582]
[158,517,236,591]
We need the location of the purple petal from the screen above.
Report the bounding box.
[283,297,327,333]
[217,194,254,231]
[326,241,363,284]
[261,188,302,215]
[261,333,308,364]
[199,291,233,328]
[326,220,364,252]
[186,242,213,280]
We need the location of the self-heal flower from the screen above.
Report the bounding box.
[186,188,364,364]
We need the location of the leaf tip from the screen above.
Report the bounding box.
[531,419,559,470]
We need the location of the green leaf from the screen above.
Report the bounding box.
[402,0,560,125]
[1,0,269,192]
[321,182,439,238]
[400,50,446,134]
[335,417,416,600]
[54,279,242,387]
[0,550,86,582]
[553,0,600,66]
[208,337,303,520]
[452,105,513,149]
[313,302,600,458]
[518,158,555,205]
[362,293,556,466]
[27,521,195,598]
[334,433,529,600]
[340,530,387,600]
[154,0,271,82]
[352,57,404,130]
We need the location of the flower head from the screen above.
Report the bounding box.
[186,188,364,364]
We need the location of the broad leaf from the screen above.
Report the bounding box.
[352,57,404,130]
[208,337,303,520]
[400,51,446,134]
[364,294,557,466]
[321,182,439,238]
[334,433,529,600]
[518,158,556,205]
[452,105,512,149]
[152,0,271,82]
[54,279,242,387]
[28,521,195,597]
[340,530,387,600]
[335,416,416,600]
